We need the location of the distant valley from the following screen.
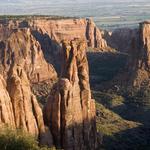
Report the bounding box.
[1,0,150,30]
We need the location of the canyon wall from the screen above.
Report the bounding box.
[0,28,57,83]
[0,17,108,73]
[106,21,150,88]
[0,27,56,146]
[29,18,108,72]
[105,28,139,53]
[0,17,108,50]
[29,18,108,50]
[130,21,150,87]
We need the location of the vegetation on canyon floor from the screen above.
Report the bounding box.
[1,87,150,150]
[95,89,150,150]
[0,127,56,150]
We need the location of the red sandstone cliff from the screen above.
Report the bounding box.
[0,28,57,83]
[0,17,108,50]
[0,17,109,76]
[0,28,56,146]
[29,18,107,50]
[107,21,150,88]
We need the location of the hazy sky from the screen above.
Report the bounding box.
[0,0,150,15]
[0,0,150,17]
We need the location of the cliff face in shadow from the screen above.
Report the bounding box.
[86,21,150,150]
[100,21,150,89]
[122,21,150,88]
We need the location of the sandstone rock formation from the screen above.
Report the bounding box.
[130,21,150,87]
[0,75,15,127]
[0,28,57,83]
[0,17,110,77]
[139,21,150,71]
[0,28,56,146]
[86,18,107,49]
[29,18,109,72]
[44,39,97,150]
[0,17,108,53]
[107,21,150,88]
[104,28,139,53]
[7,65,53,146]
[0,17,98,149]
[29,18,107,49]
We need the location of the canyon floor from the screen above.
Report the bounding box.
[88,52,150,150]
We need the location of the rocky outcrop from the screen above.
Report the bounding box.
[107,21,150,88]
[28,18,107,49]
[29,18,109,72]
[0,17,98,149]
[0,28,56,146]
[44,39,97,150]
[86,18,107,49]
[139,21,150,71]
[0,66,53,146]
[7,65,53,146]
[0,75,15,127]
[129,21,150,87]
[0,17,108,52]
[120,21,150,87]
[104,28,139,53]
[0,17,109,75]
[0,28,57,83]
[0,17,99,149]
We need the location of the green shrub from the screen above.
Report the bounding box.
[0,127,55,150]
[93,90,124,108]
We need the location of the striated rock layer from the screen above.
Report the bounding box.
[0,75,15,127]
[123,21,150,87]
[28,18,107,50]
[44,39,97,150]
[109,21,150,88]
[29,18,109,72]
[0,17,109,75]
[0,28,57,83]
[0,28,55,146]
[7,65,53,146]
[0,17,108,53]
[0,18,108,47]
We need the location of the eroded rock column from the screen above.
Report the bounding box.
[44,39,97,150]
